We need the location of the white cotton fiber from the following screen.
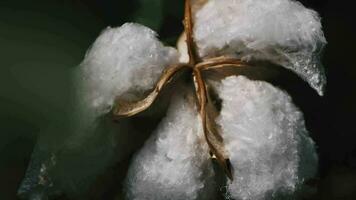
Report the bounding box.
[65,22,179,160]
[18,23,180,198]
[77,23,179,117]
[194,0,326,95]
[217,76,318,200]
[66,22,179,190]
[125,92,216,200]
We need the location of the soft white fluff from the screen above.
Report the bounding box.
[67,23,179,155]
[125,92,216,200]
[69,22,180,147]
[18,23,179,198]
[194,0,326,95]
[217,76,318,200]
[77,23,179,117]
[63,23,179,192]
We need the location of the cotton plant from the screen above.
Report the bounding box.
[19,0,326,199]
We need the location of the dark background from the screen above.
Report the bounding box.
[0,0,355,199]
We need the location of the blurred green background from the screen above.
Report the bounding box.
[0,0,355,199]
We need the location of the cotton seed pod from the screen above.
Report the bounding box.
[194,0,327,95]
[125,89,217,200]
[217,76,318,200]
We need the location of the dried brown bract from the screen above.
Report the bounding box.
[113,0,251,180]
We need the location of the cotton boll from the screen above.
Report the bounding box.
[125,91,217,200]
[217,76,317,200]
[68,22,179,169]
[77,22,179,117]
[19,23,178,198]
[66,23,179,194]
[69,22,180,162]
[195,0,326,95]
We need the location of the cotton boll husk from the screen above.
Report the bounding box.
[194,0,326,95]
[216,76,318,200]
[125,89,217,200]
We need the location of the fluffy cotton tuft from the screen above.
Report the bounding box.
[125,92,216,200]
[217,76,318,200]
[195,0,326,95]
[77,23,179,117]
[18,23,179,198]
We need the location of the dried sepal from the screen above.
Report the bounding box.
[193,68,233,180]
[196,56,250,71]
[184,0,200,64]
[112,64,188,117]
[113,0,320,185]
[205,86,233,180]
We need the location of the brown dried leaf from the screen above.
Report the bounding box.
[205,85,233,180]
[112,64,188,118]
[193,68,233,180]
[178,0,208,64]
[184,0,200,64]
[196,56,249,71]
[202,62,283,83]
